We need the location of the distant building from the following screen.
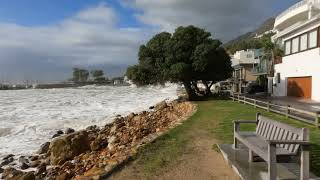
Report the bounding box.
[271,0,320,101]
[231,49,262,94]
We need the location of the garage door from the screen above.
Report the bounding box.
[287,77,312,99]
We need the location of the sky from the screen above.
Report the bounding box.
[0,0,300,83]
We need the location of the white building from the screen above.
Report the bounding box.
[272,0,320,101]
[231,49,262,93]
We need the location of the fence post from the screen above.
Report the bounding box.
[315,112,319,128]
[267,101,270,112]
[238,94,240,103]
[254,100,257,108]
[244,96,246,105]
[286,105,290,119]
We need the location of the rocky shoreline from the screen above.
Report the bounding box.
[0,99,196,180]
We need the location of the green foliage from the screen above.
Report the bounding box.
[126,25,233,100]
[90,70,106,82]
[72,68,89,82]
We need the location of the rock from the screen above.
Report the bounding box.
[20,172,35,180]
[2,167,23,179]
[20,162,30,170]
[2,154,14,160]
[86,125,99,131]
[83,167,104,177]
[1,157,14,166]
[108,136,117,144]
[57,130,64,135]
[56,172,70,180]
[65,128,75,134]
[30,160,40,168]
[48,130,90,165]
[19,156,28,164]
[37,142,50,154]
[155,101,167,111]
[30,155,38,161]
[52,134,61,138]
[36,163,46,176]
[127,112,136,120]
[149,106,155,110]
[109,125,117,134]
[0,167,3,173]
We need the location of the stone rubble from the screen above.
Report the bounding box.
[0,100,196,180]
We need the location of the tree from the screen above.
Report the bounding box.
[72,68,89,82]
[91,70,105,82]
[126,25,233,100]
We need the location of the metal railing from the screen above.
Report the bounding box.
[276,0,308,21]
[230,94,320,127]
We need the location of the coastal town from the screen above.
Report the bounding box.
[1,0,320,180]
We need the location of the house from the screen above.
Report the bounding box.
[272,0,320,101]
[231,49,262,93]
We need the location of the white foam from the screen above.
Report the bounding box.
[0,84,178,158]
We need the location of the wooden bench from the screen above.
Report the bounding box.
[234,113,310,180]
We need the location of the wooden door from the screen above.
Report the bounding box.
[287,77,312,99]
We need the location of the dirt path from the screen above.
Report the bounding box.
[109,119,239,180]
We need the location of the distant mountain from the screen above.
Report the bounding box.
[224,18,275,48]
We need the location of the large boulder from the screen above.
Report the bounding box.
[48,131,90,165]
[154,101,167,111]
[37,142,50,154]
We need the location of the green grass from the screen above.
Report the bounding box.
[130,100,320,177]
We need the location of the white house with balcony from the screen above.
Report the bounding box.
[231,49,262,93]
[272,0,320,101]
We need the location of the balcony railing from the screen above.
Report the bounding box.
[276,0,308,21]
[251,60,268,75]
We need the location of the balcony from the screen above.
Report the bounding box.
[275,0,310,31]
[251,59,268,75]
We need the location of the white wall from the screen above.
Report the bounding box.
[273,48,320,101]
[232,50,259,66]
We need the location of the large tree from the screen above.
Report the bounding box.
[126,25,233,100]
[72,68,89,82]
[91,70,106,82]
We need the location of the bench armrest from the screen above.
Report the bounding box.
[267,140,310,146]
[233,120,257,124]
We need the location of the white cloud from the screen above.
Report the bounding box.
[0,3,147,82]
[123,0,278,41]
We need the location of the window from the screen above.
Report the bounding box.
[285,41,291,55]
[300,33,308,51]
[284,28,319,56]
[292,37,299,53]
[309,30,318,48]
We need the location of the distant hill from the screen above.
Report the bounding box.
[224,18,275,49]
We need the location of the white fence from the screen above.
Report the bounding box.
[230,94,320,127]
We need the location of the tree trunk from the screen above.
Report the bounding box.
[191,81,204,95]
[183,81,198,100]
[202,81,212,96]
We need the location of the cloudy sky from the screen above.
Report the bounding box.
[0,0,299,83]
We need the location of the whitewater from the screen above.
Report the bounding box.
[0,84,178,158]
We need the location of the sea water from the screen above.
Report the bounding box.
[0,84,178,158]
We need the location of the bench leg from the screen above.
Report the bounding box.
[248,150,253,162]
[300,146,309,180]
[268,144,277,180]
[233,137,239,149]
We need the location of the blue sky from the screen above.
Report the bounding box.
[0,0,300,83]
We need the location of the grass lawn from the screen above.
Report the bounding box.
[122,100,320,177]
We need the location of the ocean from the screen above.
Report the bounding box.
[0,84,178,158]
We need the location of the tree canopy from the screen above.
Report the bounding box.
[126,25,233,100]
[72,68,89,82]
[91,70,106,82]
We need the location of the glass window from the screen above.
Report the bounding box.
[300,33,308,51]
[285,40,291,55]
[291,37,299,53]
[309,30,318,48]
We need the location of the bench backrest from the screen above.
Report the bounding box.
[255,114,308,154]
